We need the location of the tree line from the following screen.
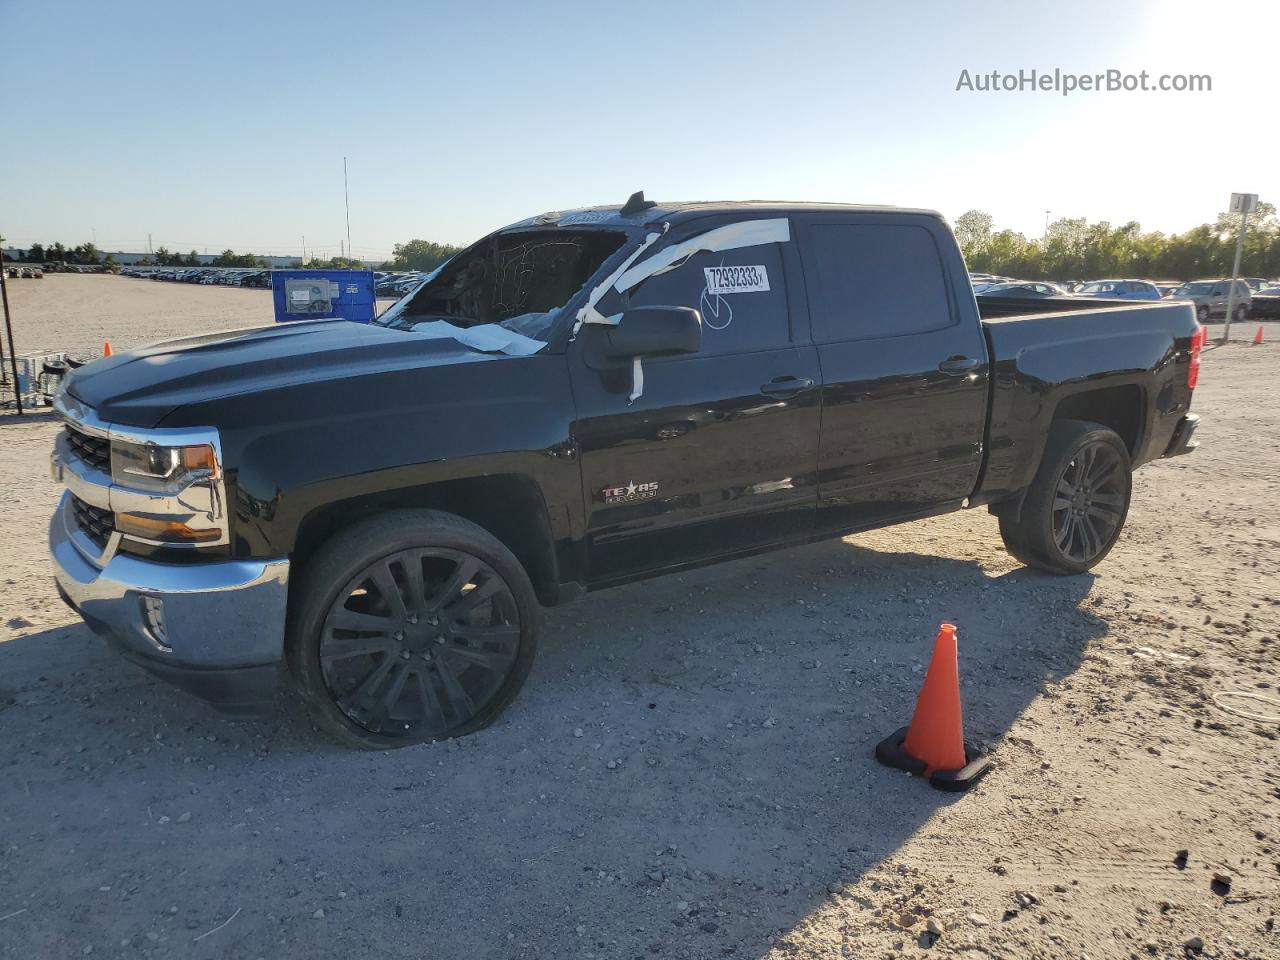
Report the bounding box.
[380,239,464,272]
[955,203,1280,281]
[12,242,110,265]
[7,243,270,268]
[7,237,464,272]
[142,247,270,267]
[25,207,1277,282]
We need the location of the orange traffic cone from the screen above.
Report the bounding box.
[903,624,967,772]
[875,623,991,791]
[103,341,113,357]
[1255,325,1265,346]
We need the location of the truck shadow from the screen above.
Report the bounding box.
[0,531,1105,959]
[0,408,62,427]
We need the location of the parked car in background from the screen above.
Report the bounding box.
[1249,285,1280,318]
[1171,279,1252,324]
[1076,279,1162,301]
[975,281,1069,298]
[972,278,1020,293]
[1242,277,1268,291]
[376,275,409,297]
[393,275,425,296]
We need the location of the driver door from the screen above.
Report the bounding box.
[568,223,821,586]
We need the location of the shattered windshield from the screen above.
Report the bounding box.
[377,229,627,340]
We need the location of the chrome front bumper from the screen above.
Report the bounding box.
[49,492,290,715]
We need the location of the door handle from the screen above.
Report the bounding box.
[760,376,814,396]
[938,356,980,375]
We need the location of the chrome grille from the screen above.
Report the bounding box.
[70,494,115,548]
[65,427,111,472]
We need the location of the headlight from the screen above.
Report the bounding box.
[109,439,218,493]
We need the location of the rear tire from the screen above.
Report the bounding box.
[998,420,1132,575]
[1233,303,1248,324]
[1196,305,1210,324]
[287,509,540,749]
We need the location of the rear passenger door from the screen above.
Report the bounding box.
[571,218,821,585]
[1210,283,1229,310]
[795,214,990,535]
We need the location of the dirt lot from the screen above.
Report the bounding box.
[1,274,1277,960]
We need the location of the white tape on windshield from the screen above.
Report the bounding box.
[574,228,666,331]
[410,320,547,356]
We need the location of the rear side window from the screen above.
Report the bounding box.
[626,241,789,355]
[804,224,952,342]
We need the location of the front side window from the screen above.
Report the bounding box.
[622,239,790,356]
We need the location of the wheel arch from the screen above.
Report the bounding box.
[989,387,1143,522]
[1049,385,1144,459]
[290,475,560,606]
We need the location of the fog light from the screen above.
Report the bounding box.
[115,512,222,544]
[140,595,171,651]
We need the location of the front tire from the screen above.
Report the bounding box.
[287,510,540,749]
[1196,305,1210,324]
[998,420,1132,575]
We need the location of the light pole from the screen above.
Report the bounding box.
[1221,193,1257,342]
[343,158,352,266]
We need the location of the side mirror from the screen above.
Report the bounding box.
[583,306,702,366]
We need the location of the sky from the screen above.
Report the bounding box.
[1,0,1276,261]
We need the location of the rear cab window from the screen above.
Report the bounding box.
[799,221,953,342]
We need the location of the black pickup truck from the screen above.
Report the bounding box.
[48,195,1203,748]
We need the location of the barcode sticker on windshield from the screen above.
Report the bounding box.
[704,265,770,295]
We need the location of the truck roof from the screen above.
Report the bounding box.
[506,197,945,231]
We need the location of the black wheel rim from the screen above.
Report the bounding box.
[319,548,520,739]
[1051,441,1126,564]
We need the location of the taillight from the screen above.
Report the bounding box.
[1188,323,1206,390]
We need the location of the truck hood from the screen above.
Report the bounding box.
[65,319,502,427]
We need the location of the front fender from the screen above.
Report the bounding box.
[160,355,583,559]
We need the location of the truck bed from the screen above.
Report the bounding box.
[975,294,1157,320]
[974,296,1199,506]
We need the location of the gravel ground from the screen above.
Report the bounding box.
[1,274,1277,960]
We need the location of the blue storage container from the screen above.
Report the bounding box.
[271,270,376,324]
